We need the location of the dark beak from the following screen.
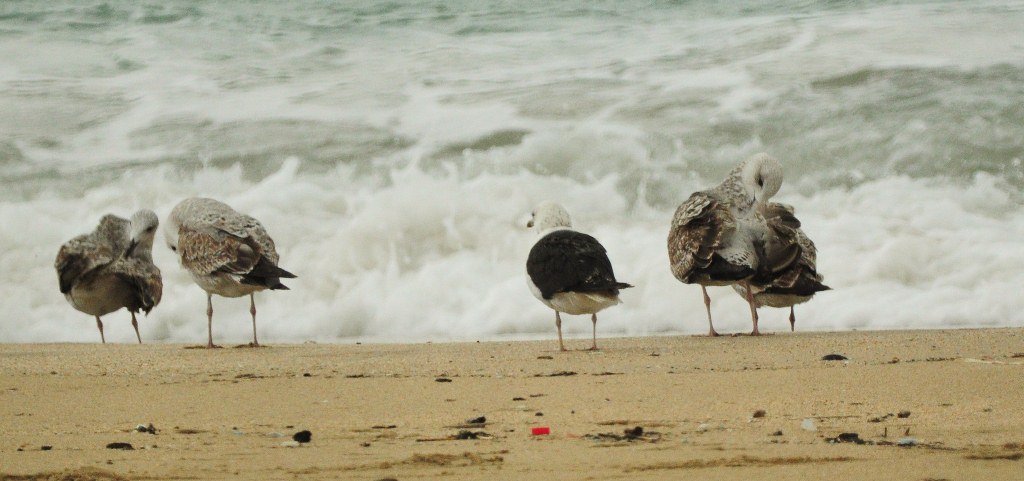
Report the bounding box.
[124,239,138,258]
[526,219,534,228]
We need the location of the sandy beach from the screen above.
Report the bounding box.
[2,328,1023,480]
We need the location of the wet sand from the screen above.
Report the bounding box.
[2,328,1023,480]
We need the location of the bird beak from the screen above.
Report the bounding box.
[526,219,534,228]
[124,239,138,258]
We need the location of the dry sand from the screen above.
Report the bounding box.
[2,328,1023,480]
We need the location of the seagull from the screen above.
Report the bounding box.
[164,197,296,348]
[667,153,783,336]
[54,210,163,343]
[732,202,830,331]
[526,201,633,351]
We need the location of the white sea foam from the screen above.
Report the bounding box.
[3,154,1022,343]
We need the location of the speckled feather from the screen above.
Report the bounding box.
[54,215,130,294]
[667,192,736,283]
[110,256,163,314]
[736,202,829,306]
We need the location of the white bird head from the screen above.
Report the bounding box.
[739,152,783,204]
[527,201,573,234]
[127,209,160,258]
[163,205,183,255]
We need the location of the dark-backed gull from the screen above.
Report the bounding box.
[164,197,296,348]
[526,201,633,351]
[54,210,163,343]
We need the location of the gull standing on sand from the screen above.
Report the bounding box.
[732,202,830,331]
[526,202,633,351]
[165,197,296,348]
[667,153,783,336]
[54,210,163,343]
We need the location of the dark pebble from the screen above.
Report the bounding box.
[897,410,911,418]
[435,377,452,383]
[303,373,312,377]
[771,430,784,436]
[454,430,481,440]
[105,442,134,450]
[752,409,767,418]
[512,397,526,401]
[828,432,866,444]
[535,412,544,416]
[292,430,312,443]
[821,354,848,361]
[41,445,52,451]
[624,426,644,438]
[467,416,486,424]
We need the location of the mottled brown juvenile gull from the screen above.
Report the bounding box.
[732,202,830,331]
[667,153,782,336]
[54,210,163,343]
[526,201,633,351]
[165,197,296,348]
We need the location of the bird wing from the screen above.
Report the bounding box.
[755,212,828,296]
[112,258,163,313]
[527,230,627,299]
[54,215,130,293]
[176,223,264,276]
[667,192,735,282]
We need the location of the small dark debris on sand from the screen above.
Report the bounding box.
[827,432,866,445]
[417,431,491,442]
[771,430,784,436]
[292,430,312,443]
[105,442,134,450]
[454,430,485,440]
[435,377,453,383]
[40,445,52,451]
[537,371,576,377]
[135,423,157,434]
[537,355,554,360]
[512,396,526,401]
[372,424,397,429]
[897,410,912,418]
[587,426,661,443]
[821,354,848,361]
[467,416,486,425]
[752,409,767,418]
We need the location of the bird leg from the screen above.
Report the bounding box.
[95,316,105,344]
[555,311,567,352]
[131,312,142,344]
[588,313,599,351]
[789,306,796,332]
[744,280,760,336]
[206,293,218,348]
[249,294,260,347]
[701,286,719,337]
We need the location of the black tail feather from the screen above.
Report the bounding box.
[240,257,296,289]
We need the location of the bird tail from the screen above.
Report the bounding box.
[240,257,297,290]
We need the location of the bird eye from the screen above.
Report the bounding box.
[757,176,764,187]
